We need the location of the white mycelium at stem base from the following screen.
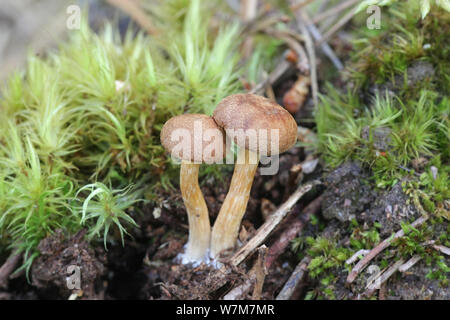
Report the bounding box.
[210,148,259,258]
[179,160,211,263]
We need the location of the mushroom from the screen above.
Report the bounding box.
[210,93,298,258]
[161,114,226,263]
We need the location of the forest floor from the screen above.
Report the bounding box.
[0,0,448,300]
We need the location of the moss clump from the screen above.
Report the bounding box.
[315,3,449,216]
[349,2,450,94]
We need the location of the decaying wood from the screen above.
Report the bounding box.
[276,256,311,300]
[0,252,21,289]
[230,181,320,267]
[347,215,429,284]
[265,195,322,269]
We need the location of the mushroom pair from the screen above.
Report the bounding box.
[161,94,297,264]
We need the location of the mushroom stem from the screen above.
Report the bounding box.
[180,161,211,263]
[210,148,259,258]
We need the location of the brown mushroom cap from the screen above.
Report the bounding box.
[161,114,226,164]
[213,93,298,156]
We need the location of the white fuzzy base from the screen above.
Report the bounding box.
[174,244,222,269]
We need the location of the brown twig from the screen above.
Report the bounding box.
[264,29,309,73]
[276,256,311,300]
[250,55,291,94]
[240,0,259,59]
[223,245,268,300]
[345,249,370,265]
[301,12,344,70]
[364,259,405,298]
[432,244,450,256]
[290,0,316,12]
[106,0,158,35]
[265,195,323,269]
[251,245,268,300]
[230,181,320,267]
[290,5,318,107]
[317,4,358,46]
[312,0,359,24]
[223,280,253,300]
[399,255,422,273]
[347,215,429,284]
[0,252,21,289]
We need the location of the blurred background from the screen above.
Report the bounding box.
[0,0,130,83]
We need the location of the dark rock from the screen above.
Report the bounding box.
[365,182,420,237]
[322,162,376,222]
[368,60,435,97]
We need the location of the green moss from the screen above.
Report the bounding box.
[392,217,449,286]
[315,3,449,199]
[349,3,450,93]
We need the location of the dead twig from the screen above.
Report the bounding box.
[223,245,268,300]
[265,195,323,269]
[251,245,268,300]
[290,0,316,12]
[0,253,21,289]
[312,0,359,24]
[106,0,158,35]
[264,29,309,73]
[240,0,259,59]
[399,255,422,273]
[290,5,318,107]
[276,256,311,300]
[347,215,429,284]
[250,56,291,94]
[317,4,358,46]
[345,249,371,265]
[432,245,450,256]
[223,280,253,300]
[364,259,405,298]
[230,181,320,267]
[301,12,344,70]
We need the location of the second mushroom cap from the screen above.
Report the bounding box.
[213,93,298,156]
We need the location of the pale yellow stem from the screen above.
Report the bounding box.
[210,148,259,258]
[180,161,211,263]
